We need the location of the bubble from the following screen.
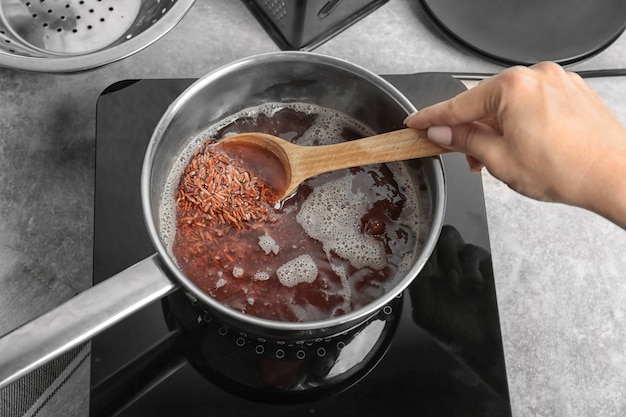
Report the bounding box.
[258,232,279,255]
[296,175,387,270]
[253,271,270,281]
[276,254,318,288]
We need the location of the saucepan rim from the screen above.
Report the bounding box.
[141,51,447,336]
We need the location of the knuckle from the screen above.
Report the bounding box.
[444,95,464,123]
[566,70,585,85]
[452,122,503,170]
[453,122,480,151]
[496,63,567,104]
[498,66,536,94]
[532,61,564,76]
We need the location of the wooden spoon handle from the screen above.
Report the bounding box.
[290,128,448,181]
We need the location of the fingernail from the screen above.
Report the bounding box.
[427,126,453,146]
[403,111,418,125]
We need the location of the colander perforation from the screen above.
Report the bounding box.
[0,0,196,72]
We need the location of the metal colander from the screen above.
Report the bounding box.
[0,0,196,72]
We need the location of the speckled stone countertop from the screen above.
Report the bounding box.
[0,1,625,416]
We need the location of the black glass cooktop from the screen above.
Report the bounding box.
[91,74,511,416]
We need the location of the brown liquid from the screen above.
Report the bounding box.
[216,140,289,202]
[170,105,420,322]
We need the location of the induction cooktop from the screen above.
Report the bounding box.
[91,73,511,417]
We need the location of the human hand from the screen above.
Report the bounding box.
[404,62,626,228]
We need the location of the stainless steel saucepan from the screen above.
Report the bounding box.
[0,51,446,388]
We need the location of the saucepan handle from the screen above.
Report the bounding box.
[0,254,177,389]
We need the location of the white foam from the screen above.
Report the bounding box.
[253,271,270,281]
[296,175,387,270]
[329,262,352,315]
[276,254,318,287]
[232,266,244,278]
[258,232,279,255]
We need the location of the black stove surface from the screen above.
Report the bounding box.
[91,74,511,416]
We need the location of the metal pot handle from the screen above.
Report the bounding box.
[0,253,177,389]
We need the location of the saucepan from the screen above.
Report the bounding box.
[0,51,446,388]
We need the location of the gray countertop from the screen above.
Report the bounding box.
[1,1,625,416]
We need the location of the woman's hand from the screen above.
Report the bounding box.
[404,62,626,228]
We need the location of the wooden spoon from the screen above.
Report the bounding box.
[219,128,448,200]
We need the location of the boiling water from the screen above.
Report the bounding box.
[160,103,432,322]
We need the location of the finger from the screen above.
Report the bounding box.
[448,121,506,169]
[466,155,485,173]
[404,75,504,129]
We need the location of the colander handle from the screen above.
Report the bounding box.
[0,254,177,389]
